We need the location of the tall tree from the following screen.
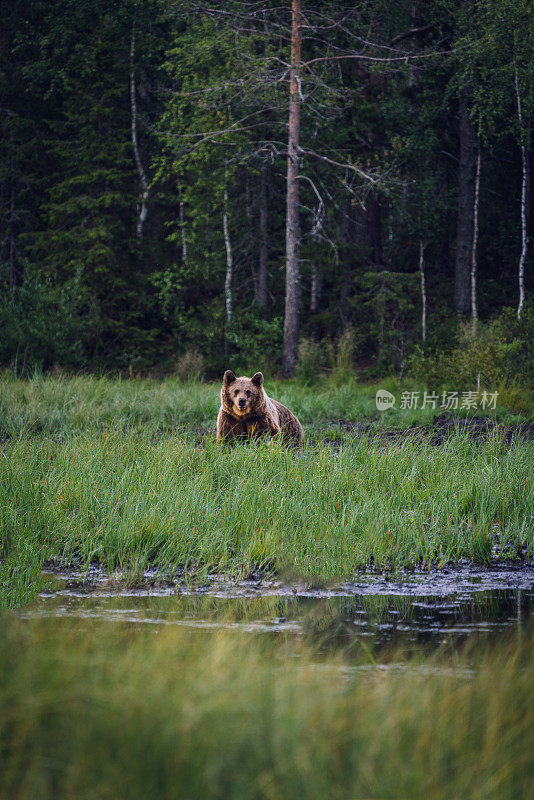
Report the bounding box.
[456,0,533,319]
[282,0,303,377]
[223,166,234,355]
[470,143,481,327]
[514,59,529,320]
[454,99,477,315]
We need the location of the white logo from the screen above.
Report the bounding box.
[376,389,396,410]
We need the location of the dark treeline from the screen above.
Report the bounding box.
[1,0,532,378]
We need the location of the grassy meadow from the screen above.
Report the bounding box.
[0,371,532,440]
[1,373,533,607]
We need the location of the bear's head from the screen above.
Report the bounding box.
[221,370,264,418]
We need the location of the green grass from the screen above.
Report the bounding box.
[1,614,533,800]
[0,372,531,441]
[1,427,532,607]
[1,374,532,607]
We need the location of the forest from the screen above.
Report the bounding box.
[1,0,533,380]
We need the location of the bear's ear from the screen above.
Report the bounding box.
[223,370,236,384]
[251,372,263,387]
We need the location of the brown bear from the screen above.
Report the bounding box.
[216,370,303,446]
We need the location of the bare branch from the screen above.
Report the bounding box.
[299,146,379,185]
[298,174,324,238]
[302,48,454,69]
[390,23,438,45]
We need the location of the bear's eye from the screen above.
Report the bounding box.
[234,389,239,396]
[246,390,251,397]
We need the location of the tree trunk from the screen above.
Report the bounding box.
[130,22,149,241]
[282,0,302,377]
[408,2,420,89]
[223,173,233,357]
[454,100,477,315]
[310,266,322,312]
[419,239,427,342]
[257,159,269,309]
[178,181,187,266]
[515,62,529,320]
[367,194,383,265]
[9,181,16,288]
[470,143,481,328]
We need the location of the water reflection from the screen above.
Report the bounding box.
[19,564,534,657]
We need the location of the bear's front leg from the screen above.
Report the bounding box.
[245,418,281,439]
[217,409,246,444]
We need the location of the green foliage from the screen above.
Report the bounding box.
[226,312,284,375]
[329,326,357,385]
[354,270,420,376]
[0,274,84,372]
[296,337,324,385]
[172,347,204,382]
[409,306,534,394]
[1,0,532,372]
[455,0,534,143]
[296,328,357,386]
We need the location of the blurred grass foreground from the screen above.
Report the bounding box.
[0,615,533,800]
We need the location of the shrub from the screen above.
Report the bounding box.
[173,348,204,382]
[226,312,284,375]
[0,273,84,373]
[296,337,324,385]
[330,326,356,385]
[408,306,534,392]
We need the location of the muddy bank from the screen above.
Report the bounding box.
[321,415,534,447]
[189,415,533,448]
[38,560,534,600]
[3,413,531,447]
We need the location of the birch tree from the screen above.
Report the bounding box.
[470,144,481,328]
[223,167,234,356]
[514,60,529,320]
[419,240,427,342]
[130,21,150,241]
[457,0,533,321]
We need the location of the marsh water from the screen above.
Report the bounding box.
[19,562,534,657]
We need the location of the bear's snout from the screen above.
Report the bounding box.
[238,397,247,409]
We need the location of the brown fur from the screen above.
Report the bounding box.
[216,370,303,446]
